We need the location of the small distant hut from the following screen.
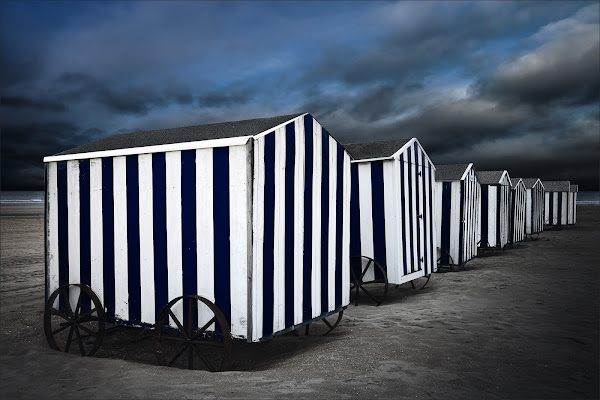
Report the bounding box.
[568,184,578,225]
[477,170,512,249]
[345,139,437,288]
[509,178,526,244]
[519,178,545,237]
[543,181,570,227]
[433,163,481,269]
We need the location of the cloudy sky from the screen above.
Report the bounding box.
[1,1,598,190]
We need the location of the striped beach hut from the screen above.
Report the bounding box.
[345,139,437,289]
[43,112,351,345]
[518,178,545,238]
[477,171,512,249]
[543,181,570,227]
[509,178,526,244]
[568,184,578,225]
[433,163,481,269]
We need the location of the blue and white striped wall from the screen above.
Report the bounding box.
[510,180,526,243]
[349,139,437,285]
[567,187,577,225]
[433,164,480,267]
[525,180,545,235]
[544,191,568,226]
[479,173,511,249]
[45,113,350,343]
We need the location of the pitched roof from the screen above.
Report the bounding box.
[435,164,470,181]
[478,170,506,185]
[511,178,524,189]
[55,112,305,156]
[344,139,411,160]
[570,184,579,192]
[542,181,570,191]
[518,178,541,189]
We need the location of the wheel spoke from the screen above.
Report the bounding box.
[359,260,372,281]
[76,307,97,323]
[50,308,71,321]
[74,323,97,337]
[168,344,188,367]
[191,316,217,340]
[191,343,216,372]
[74,289,84,318]
[52,324,71,336]
[360,285,381,304]
[74,326,86,356]
[64,325,75,352]
[167,310,187,338]
[188,345,194,369]
[190,339,224,349]
[60,287,75,318]
[187,298,194,338]
[322,318,333,329]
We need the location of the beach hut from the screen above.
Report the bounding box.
[477,171,512,249]
[433,163,481,269]
[345,139,437,300]
[509,178,526,244]
[43,112,352,358]
[543,181,570,227]
[518,178,545,238]
[568,184,578,225]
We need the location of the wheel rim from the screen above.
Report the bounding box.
[43,284,106,356]
[154,295,232,372]
[350,256,388,306]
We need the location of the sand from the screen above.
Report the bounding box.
[1,205,598,399]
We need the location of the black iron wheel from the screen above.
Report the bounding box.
[410,274,432,290]
[350,255,388,306]
[44,284,106,356]
[303,311,344,336]
[154,295,232,372]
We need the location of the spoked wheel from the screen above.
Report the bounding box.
[154,295,232,372]
[436,248,456,270]
[44,284,106,356]
[410,274,432,290]
[303,311,344,336]
[350,255,388,306]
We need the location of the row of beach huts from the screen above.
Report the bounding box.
[42,113,580,367]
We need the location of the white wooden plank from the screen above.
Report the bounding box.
[401,150,412,273]
[487,186,497,247]
[67,160,81,308]
[113,156,129,320]
[423,163,432,273]
[138,154,155,324]
[293,119,305,324]
[89,159,104,305]
[47,162,59,307]
[383,160,398,284]
[410,151,418,272]
[341,152,351,306]
[273,128,286,332]
[229,145,250,338]
[327,137,337,312]
[311,121,322,318]
[450,181,461,266]
[165,151,183,326]
[357,163,374,282]
[251,139,264,341]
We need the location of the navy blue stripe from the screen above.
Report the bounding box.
[420,151,428,273]
[480,185,488,246]
[126,155,141,323]
[263,134,276,337]
[440,182,452,265]
[213,147,231,333]
[399,155,408,277]
[152,153,168,320]
[428,163,434,273]
[284,123,295,328]
[101,158,115,318]
[407,150,415,273]
[79,160,91,312]
[57,161,69,311]
[335,145,344,308]
[350,164,363,279]
[548,193,553,225]
[557,193,563,225]
[181,150,197,329]
[320,130,329,314]
[370,161,386,281]
[413,144,422,271]
[302,116,313,321]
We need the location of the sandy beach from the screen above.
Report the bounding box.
[0,204,598,399]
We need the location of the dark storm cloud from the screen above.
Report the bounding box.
[2,96,68,112]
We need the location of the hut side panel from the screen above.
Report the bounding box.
[510,183,526,243]
[462,168,480,264]
[545,192,568,226]
[480,184,510,248]
[45,143,253,338]
[525,183,544,235]
[250,115,350,342]
[350,141,436,285]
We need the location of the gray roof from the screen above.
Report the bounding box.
[570,184,579,192]
[55,112,305,156]
[517,178,541,189]
[344,139,411,160]
[542,181,570,192]
[435,164,470,181]
[511,178,524,189]
[478,171,506,185]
